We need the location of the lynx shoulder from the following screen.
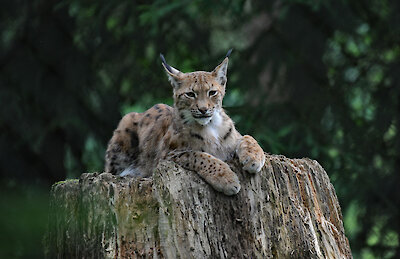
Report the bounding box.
[105,50,265,195]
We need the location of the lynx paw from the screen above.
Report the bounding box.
[223,178,241,196]
[209,167,241,196]
[237,135,266,174]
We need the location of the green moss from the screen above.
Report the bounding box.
[128,200,159,225]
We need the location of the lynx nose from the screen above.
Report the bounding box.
[198,107,207,114]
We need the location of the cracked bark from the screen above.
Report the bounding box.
[45,154,352,258]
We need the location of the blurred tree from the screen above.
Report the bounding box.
[0,0,399,257]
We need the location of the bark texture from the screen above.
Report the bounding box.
[45,154,352,258]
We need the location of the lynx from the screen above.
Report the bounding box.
[104,50,265,195]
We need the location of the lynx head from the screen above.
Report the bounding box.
[161,49,231,126]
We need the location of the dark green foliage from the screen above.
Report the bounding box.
[0,0,399,257]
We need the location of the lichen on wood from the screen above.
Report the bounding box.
[45,154,352,258]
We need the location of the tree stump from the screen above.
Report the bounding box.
[45,154,352,258]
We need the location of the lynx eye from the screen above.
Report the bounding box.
[208,90,218,97]
[184,92,196,98]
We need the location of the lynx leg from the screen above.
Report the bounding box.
[236,135,265,174]
[170,151,241,195]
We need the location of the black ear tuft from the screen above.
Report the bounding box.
[160,53,173,73]
[225,48,233,58]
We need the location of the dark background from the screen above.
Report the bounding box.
[1,0,399,258]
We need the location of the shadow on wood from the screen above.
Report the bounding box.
[45,154,352,258]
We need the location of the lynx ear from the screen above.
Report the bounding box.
[160,53,183,88]
[212,49,232,86]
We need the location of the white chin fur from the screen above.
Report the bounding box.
[195,117,212,126]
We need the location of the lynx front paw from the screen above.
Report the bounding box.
[172,151,241,195]
[211,168,241,196]
[237,135,266,174]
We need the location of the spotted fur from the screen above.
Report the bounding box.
[104,52,265,195]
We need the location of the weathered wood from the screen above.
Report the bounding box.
[45,154,352,258]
